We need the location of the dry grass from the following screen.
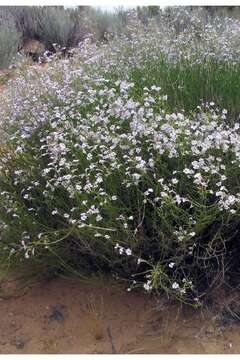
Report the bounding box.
[84,294,105,341]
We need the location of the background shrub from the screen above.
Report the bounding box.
[1,6,239,67]
[37,7,76,49]
[85,8,117,41]
[0,11,21,69]
[5,6,43,43]
[0,6,88,55]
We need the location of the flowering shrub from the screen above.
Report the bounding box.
[0,9,240,304]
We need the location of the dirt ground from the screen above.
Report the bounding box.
[0,276,239,354]
[0,69,12,90]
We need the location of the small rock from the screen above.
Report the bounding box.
[15,338,25,349]
[49,304,65,322]
[205,325,215,334]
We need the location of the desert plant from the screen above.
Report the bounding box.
[86,8,118,41]
[1,6,89,53]
[67,9,89,47]
[0,8,240,306]
[0,12,21,69]
[3,6,43,41]
[37,7,75,49]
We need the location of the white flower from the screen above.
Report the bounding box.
[96,214,103,222]
[16,146,23,153]
[81,214,87,221]
[183,168,192,175]
[125,248,132,256]
[169,262,175,268]
[143,280,152,292]
[172,282,180,290]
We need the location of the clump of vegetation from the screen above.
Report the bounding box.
[0,6,89,58]
[0,11,21,69]
[0,7,240,306]
[86,8,121,41]
[37,7,77,49]
[5,6,43,42]
[1,6,240,67]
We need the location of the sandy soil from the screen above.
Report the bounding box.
[0,276,239,354]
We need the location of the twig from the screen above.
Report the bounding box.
[107,325,117,354]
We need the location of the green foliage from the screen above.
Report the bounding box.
[130,57,240,122]
[1,7,240,305]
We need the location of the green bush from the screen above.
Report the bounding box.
[0,8,240,305]
[0,72,240,304]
